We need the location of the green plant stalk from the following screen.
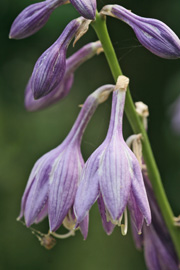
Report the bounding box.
[92,11,180,259]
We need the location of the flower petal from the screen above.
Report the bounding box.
[97,193,115,235]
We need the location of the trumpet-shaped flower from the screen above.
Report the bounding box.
[25,41,102,111]
[101,5,180,59]
[9,0,66,39]
[30,17,90,99]
[131,172,179,270]
[74,76,151,235]
[18,84,114,238]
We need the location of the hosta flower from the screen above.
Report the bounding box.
[30,17,90,99]
[74,76,151,235]
[132,173,179,270]
[18,84,114,239]
[70,0,96,20]
[25,41,102,111]
[127,134,179,269]
[101,5,180,59]
[9,0,66,39]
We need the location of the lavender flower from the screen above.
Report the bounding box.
[127,134,179,269]
[25,41,102,111]
[101,5,180,59]
[30,17,90,99]
[74,76,151,235]
[70,0,96,20]
[132,173,179,270]
[9,0,66,39]
[18,84,114,239]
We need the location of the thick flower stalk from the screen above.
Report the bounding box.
[18,84,114,239]
[74,76,151,235]
[30,17,90,99]
[101,5,180,59]
[9,0,66,39]
[25,41,102,111]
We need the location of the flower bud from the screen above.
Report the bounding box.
[101,5,180,59]
[70,0,96,20]
[9,0,65,39]
[25,41,102,111]
[31,17,90,99]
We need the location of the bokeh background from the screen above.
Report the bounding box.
[1,0,180,269]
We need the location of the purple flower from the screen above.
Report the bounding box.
[101,5,180,59]
[70,0,96,20]
[9,0,66,39]
[30,17,90,99]
[18,84,114,239]
[74,76,151,235]
[25,41,102,111]
[131,173,179,270]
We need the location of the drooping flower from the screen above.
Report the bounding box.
[30,17,90,99]
[18,84,114,239]
[101,5,180,59]
[126,133,179,270]
[132,172,179,270]
[9,0,66,39]
[25,41,102,111]
[74,76,151,236]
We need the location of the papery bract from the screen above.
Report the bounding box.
[25,41,102,111]
[101,5,180,59]
[18,84,114,239]
[9,0,65,39]
[74,76,151,235]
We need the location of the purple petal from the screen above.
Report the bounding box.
[97,193,115,235]
[70,0,96,20]
[74,148,101,223]
[48,146,83,232]
[144,225,179,270]
[99,139,131,221]
[128,189,144,233]
[25,73,74,111]
[34,202,48,224]
[79,214,89,240]
[130,153,151,225]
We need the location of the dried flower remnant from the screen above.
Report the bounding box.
[74,76,151,235]
[101,5,180,59]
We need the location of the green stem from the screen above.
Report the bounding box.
[92,11,180,259]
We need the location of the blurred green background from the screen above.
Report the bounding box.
[1,0,180,269]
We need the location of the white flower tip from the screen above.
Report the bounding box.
[96,47,104,55]
[98,90,112,104]
[115,75,129,92]
[100,5,114,16]
[135,101,149,117]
